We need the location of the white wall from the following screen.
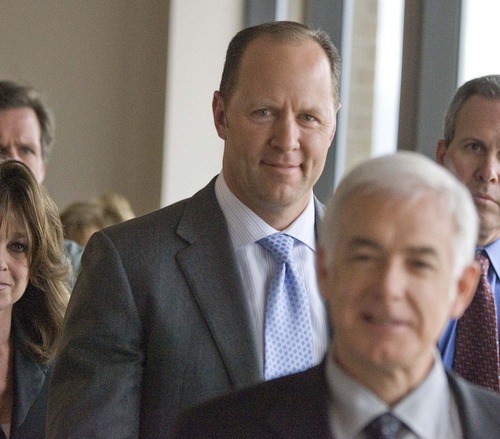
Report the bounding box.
[0,0,245,215]
[162,0,244,205]
[0,1,170,216]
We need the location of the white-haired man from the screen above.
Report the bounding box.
[171,152,500,439]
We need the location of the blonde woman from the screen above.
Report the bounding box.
[0,160,68,438]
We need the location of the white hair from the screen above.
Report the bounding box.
[319,151,479,275]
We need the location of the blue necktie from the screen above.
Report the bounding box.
[364,413,405,439]
[258,233,313,380]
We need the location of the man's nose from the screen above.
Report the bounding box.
[477,154,500,183]
[270,116,300,151]
[377,260,406,300]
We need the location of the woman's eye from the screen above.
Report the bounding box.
[9,242,28,253]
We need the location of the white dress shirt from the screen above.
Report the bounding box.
[325,349,463,439]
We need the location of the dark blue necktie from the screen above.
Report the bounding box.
[364,413,404,439]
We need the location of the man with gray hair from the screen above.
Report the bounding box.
[170,151,500,438]
[437,75,500,391]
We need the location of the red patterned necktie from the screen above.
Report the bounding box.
[454,251,500,391]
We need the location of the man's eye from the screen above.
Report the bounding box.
[301,114,317,122]
[255,109,270,117]
[351,253,374,263]
[466,142,482,152]
[20,146,34,155]
[409,259,434,271]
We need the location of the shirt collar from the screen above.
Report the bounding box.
[325,349,453,439]
[482,237,500,278]
[214,173,316,251]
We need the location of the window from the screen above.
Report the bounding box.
[459,0,500,84]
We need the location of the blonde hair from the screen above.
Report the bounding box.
[96,191,135,223]
[60,201,109,245]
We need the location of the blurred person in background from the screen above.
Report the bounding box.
[95,191,135,224]
[61,192,135,247]
[60,201,110,247]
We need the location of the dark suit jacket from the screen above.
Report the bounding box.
[46,177,325,438]
[169,362,500,439]
[9,318,52,439]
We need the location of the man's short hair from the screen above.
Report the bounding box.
[0,80,55,162]
[443,75,500,147]
[219,21,341,108]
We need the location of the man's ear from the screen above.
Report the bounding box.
[328,103,341,143]
[212,91,227,140]
[436,139,447,165]
[449,261,480,319]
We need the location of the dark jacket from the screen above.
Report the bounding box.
[9,317,51,439]
[170,362,500,439]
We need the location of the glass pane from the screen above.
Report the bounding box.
[459,0,500,84]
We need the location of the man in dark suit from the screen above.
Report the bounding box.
[436,75,500,391]
[46,21,341,438]
[170,152,500,438]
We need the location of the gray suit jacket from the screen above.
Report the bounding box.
[47,177,325,438]
[169,362,500,439]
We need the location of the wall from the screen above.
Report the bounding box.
[342,0,378,173]
[1,1,246,214]
[1,1,170,216]
[162,0,244,205]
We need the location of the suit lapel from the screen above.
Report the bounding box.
[175,178,261,387]
[175,183,325,389]
[11,324,49,431]
[447,371,500,437]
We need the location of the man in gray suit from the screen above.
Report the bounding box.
[170,152,500,439]
[46,21,341,438]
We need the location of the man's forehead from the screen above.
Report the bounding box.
[0,107,41,136]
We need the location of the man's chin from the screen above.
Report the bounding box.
[477,215,500,244]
